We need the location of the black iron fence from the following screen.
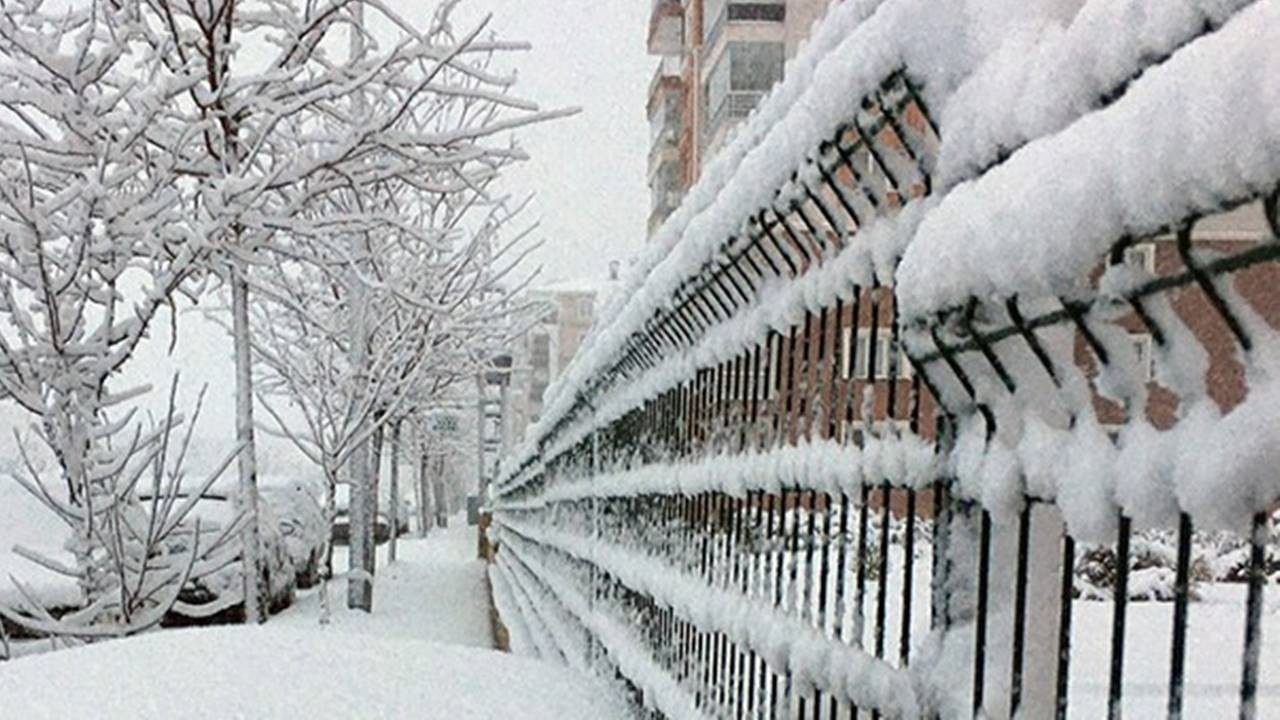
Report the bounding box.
[489,5,1279,718]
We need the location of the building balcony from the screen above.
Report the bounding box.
[704,1,786,55]
[702,89,765,154]
[648,189,683,237]
[648,56,684,108]
[648,0,684,56]
[648,130,680,178]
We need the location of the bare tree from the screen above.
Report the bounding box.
[2,381,246,640]
[0,0,563,622]
[235,2,562,611]
[0,1,234,630]
[130,0,567,615]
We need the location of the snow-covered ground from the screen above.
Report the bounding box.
[275,523,493,647]
[0,627,628,719]
[0,520,630,719]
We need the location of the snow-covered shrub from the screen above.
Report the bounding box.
[1203,513,1280,585]
[1076,530,1216,602]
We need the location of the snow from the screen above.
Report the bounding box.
[0,519,628,719]
[897,0,1280,317]
[0,479,79,608]
[934,0,1256,188]
[498,533,705,718]
[479,0,1280,717]
[0,627,627,720]
[498,436,937,511]
[494,516,920,717]
[274,522,493,648]
[1067,583,1280,718]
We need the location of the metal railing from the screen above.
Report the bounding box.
[490,11,1279,720]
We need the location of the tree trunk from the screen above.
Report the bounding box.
[417,450,431,537]
[432,457,448,530]
[346,434,374,612]
[323,467,339,578]
[388,419,401,563]
[343,0,376,615]
[231,270,264,624]
[369,422,384,572]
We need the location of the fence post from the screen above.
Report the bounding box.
[981,502,1066,719]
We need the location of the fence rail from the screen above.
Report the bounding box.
[491,2,1280,718]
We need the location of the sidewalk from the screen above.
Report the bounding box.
[275,519,493,648]
[0,519,629,719]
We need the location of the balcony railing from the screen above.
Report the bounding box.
[703,89,765,150]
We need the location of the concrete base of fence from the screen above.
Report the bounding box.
[478,514,510,652]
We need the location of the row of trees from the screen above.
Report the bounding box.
[0,0,558,633]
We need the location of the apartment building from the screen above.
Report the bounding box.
[647,0,833,237]
[503,264,625,447]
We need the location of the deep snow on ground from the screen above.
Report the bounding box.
[1068,583,1280,718]
[275,521,493,647]
[0,627,628,719]
[0,518,629,719]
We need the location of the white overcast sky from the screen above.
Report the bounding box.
[0,1,653,473]
[451,0,653,285]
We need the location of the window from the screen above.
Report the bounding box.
[841,328,913,380]
[705,42,783,138]
[844,419,912,445]
[728,2,785,22]
[531,333,551,371]
[651,161,682,213]
[1122,242,1156,273]
[577,296,594,321]
[703,0,785,46]
[1131,333,1154,382]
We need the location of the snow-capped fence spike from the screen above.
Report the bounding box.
[1265,185,1279,240]
[802,180,847,243]
[1061,296,1111,368]
[899,486,917,668]
[769,206,817,267]
[753,222,794,283]
[815,157,866,230]
[829,135,883,214]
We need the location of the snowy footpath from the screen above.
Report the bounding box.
[0,521,629,719]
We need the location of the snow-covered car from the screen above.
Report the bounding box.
[330,510,396,546]
[328,484,410,545]
[260,481,328,589]
[137,491,297,625]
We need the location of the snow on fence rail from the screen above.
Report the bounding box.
[491,1,1280,718]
